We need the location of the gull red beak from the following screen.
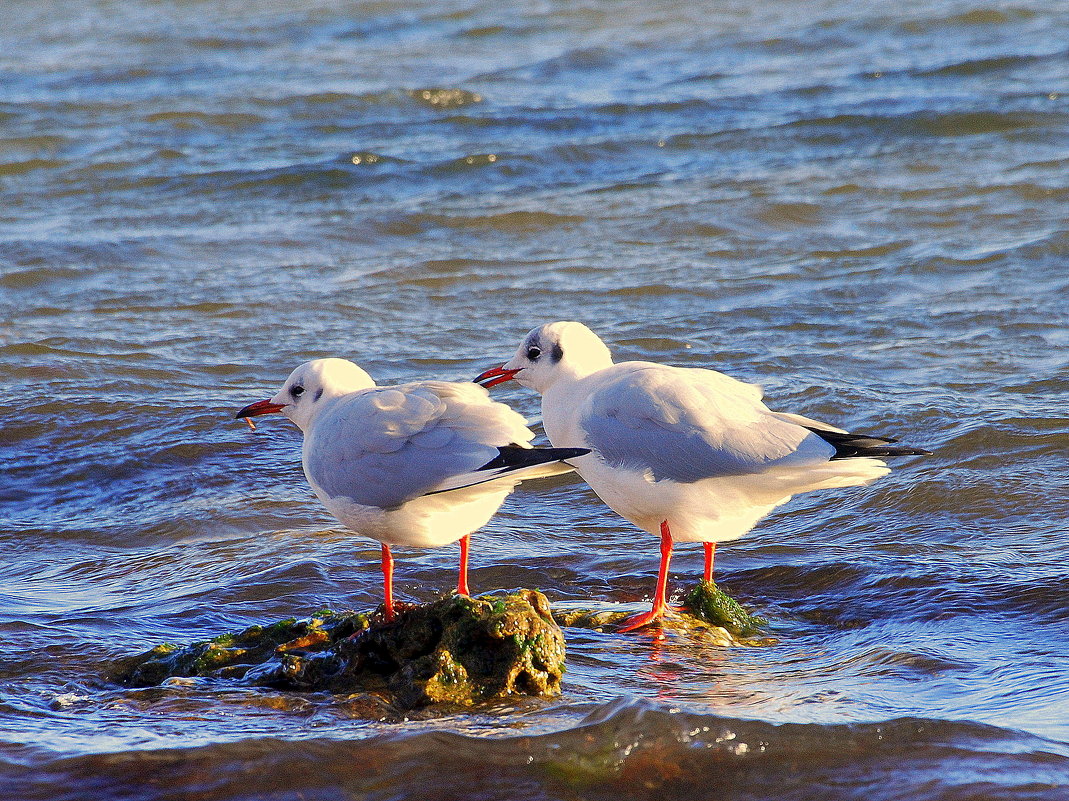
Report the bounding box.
[234,399,286,419]
[473,365,522,388]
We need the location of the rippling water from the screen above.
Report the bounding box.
[3,1,1068,798]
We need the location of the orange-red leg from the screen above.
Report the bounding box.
[703,542,716,583]
[457,534,471,596]
[619,520,676,632]
[381,543,395,621]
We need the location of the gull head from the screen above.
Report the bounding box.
[476,321,613,394]
[236,358,375,432]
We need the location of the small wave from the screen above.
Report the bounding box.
[166,153,413,197]
[902,7,1039,33]
[829,645,974,677]
[254,89,435,114]
[755,201,824,228]
[785,110,1057,139]
[0,265,82,290]
[923,417,1069,467]
[457,24,511,39]
[0,133,70,154]
[432,152,503,173]
[347,151,390,166]
[608,283,704,298]
[9,699,1067,800]
[809,240,913,258]
[735,562,870,596]
[917,53,1049,78]
[482,46,617,81]
[0,157,66,176]
[184,36,271,51]
[143,111,266,130]
[374,210,585,236]
[206,165,355,193]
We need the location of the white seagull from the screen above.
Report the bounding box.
[236,358,588,620]
[476,322,929,632]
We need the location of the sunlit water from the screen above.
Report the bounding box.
[2,1,1068,798]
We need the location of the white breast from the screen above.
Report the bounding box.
[310,477,515,548]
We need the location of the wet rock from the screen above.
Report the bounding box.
[110,611,368,688]
[553,606,743,646]
[109,591,565,709]
[554,581,768,643]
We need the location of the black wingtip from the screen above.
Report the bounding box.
[476,445,590,472]
[804,426,932,460]
[829,446,932,460]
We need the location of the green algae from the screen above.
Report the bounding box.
[682,580,767,638]
[110,591,564,709]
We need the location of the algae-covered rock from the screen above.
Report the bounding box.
[110,611,368,687]
[681,580,767,638]
[553,581,768,643]
[553,606,743,646]
[110,591,565,709]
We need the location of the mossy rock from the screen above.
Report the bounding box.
[109,611,367,687]
[681,580,767,638]
[109,591,564,709]
[553,581,767,642]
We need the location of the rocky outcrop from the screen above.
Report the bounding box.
[111,590,565,709]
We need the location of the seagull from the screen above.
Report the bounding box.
[475,322,930,632]
[236,358,588,620]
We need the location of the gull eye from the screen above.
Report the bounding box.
[290,385,306,399]
[526,346,541,361]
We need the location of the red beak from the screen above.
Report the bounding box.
[234,399,286,419]
[473,365,522,388]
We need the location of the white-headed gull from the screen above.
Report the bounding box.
[236,358,588,620]
[476,322,929,632]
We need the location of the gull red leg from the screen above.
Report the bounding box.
[457,534,471,596]
[619,520,675,632]
[381,543,395,621]
[703,542,716,583]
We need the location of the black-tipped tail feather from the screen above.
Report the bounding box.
[805,427,932,460]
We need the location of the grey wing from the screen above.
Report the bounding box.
[580,366,835,483]
[305,383,531,509]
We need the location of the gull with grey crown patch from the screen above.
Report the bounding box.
[476,322,930,632]
[236,358,588,620]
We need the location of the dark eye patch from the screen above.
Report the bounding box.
[290,385,305,399]
[526,346,542,361]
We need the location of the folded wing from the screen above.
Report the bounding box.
[306,381,540,509]
[580,364,836,483]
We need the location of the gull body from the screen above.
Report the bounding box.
[237,358,587,618]
[477,322,929,630]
